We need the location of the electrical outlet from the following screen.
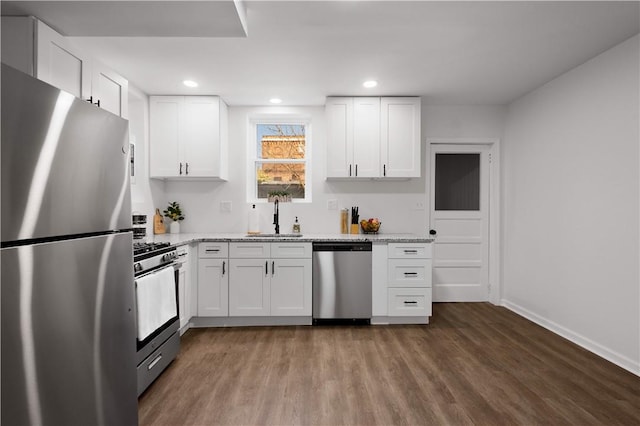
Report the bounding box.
[327,199,338,210]
[414,201,425,211]
[220,201,232,213]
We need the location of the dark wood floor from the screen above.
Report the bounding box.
[138,303,640,425]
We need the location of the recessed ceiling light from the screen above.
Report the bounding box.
[363,80,378,88]
[183,80,198,88]
[269,98,282,104]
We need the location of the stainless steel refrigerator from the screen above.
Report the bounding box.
[1,64,138,425]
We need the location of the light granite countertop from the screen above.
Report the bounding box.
[149,232,434,246]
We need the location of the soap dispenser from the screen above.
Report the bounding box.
[292,216,301,234]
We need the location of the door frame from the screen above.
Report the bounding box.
[426,138,501,304]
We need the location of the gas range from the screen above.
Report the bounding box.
[133,242,177,276]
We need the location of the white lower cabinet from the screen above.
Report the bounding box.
[388,288,432,317]
[177,245,192,331]
[383,243,433,320]
[270,258,312,316]
[197,243,229,317]
[228,242,312,317]
[228,259,270,316]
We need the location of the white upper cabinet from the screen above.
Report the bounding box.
[325,96,421,179]
[91,61,129,118]
[325,97,353,178]
[1,17,128,119]
[149,95,228,180]
[380,97,421,178]
[353,97,381,178]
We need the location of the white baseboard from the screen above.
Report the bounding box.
[501,299,639,377]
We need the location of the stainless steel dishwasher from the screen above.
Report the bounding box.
[312,241,372,324]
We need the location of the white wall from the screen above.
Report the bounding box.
[502,34,640,374]
[129,85,166,236]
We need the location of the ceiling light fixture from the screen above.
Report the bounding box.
[269,98,282,104]
[363,80,378,88]
[183,80,198,88]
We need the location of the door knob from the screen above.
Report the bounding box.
[429,229,437,236]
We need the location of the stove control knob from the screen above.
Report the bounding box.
[134,263,142,272]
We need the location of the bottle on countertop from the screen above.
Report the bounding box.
[292,216,301,234]
[248,204,260,234]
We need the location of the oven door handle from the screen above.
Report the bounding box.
[135,263,177,281]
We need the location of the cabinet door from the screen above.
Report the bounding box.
[183,97,220,177]
[325,97,353,178]
[36,19,90,100]
[198,258,229,317]
[271,258,312,316]
[177,246,192,329]
[380,97,421,178]
[352,97,380,178]
[92,60,128,118]
[150,96,183,177]
[229,259,270,316]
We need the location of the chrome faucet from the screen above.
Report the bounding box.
[273,199,280,234]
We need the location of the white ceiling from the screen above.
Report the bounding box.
[5,1,639,106]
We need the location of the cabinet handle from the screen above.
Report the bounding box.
[355,164,358,176]
[403,250,418,254]
[86,96,93,104]
[404,272,418,276]
[403,301,418,305]
[349,164,352,177]
[272,261,275,276]
[95,99,101,107]
[222,261,226,276]
[205,248,220,253]
[265,261,268,275]
[186,163,189,175]
[383,164,386,177]
[179,163,183,175]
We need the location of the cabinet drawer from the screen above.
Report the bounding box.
[230,242,271,258]
[388,243,431,259]
[388,287,432,317]
[388,259,431,287]
[199,242,228,258]
[271,242,312,259]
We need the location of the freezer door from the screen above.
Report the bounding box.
[1,64,131,243]
[1,233,137,426]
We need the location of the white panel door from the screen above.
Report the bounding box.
[183,96,220,177]
[197,258,228,317]
[92,61,128,118]
[325,97,353,178]
[36,20,90,100]
[150,96,182,177]
[270,259,312,316]
[430,144,490,301]
[352,97,380,177]
[229,259,270,316]
[381,97,421,178]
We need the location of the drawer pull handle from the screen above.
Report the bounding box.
[222,261,226,276]
[404,272,418,276]
[205,249,220,252]
[403,250,418,254]
[148,353,162,370]
[404,301,418,305]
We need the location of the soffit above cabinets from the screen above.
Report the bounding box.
[0,0,248,37]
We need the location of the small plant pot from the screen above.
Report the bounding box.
[170,220,180,234]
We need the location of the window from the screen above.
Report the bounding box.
[248,118,311,202]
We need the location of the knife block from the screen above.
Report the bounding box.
[350,224,359,234]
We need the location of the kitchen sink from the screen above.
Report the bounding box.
[245,233,303,238]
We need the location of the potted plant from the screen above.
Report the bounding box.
[163,201,185,234]
[267,190,292,203]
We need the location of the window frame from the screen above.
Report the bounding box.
[246,115,312,204]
